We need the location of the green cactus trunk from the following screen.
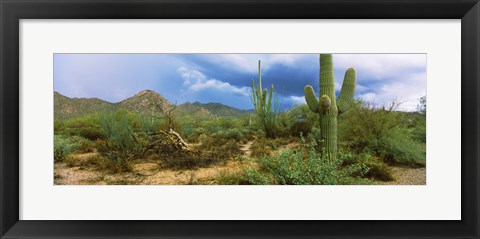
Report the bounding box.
[304,54,356,163]
[251,60,277,138]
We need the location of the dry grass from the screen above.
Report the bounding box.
[55,151,249,185]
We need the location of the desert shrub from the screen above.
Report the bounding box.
[152,132,243,170]
[339,100,405,152]
[201,119,221,134]
[213,128,247,142]
[138,114,159,134]
[200,117,243,134]
[244,138,370,185]
[178,118,196,138]
[159,144,237,170]
[410,114,426,143]
[98,110,143,171]
[274,104,319,138]
[60,115,105,140]
[69,135,96,153]
[54,135,79,161]
[217,117,243,129]
[287,120,312,137]
[339,151,394,182]
[250,138,276,158]
[198,136,243,160]
[294,104,320,127]
[166,152,227,169]
[197,133,208,143]
[249,137,296,158]
[54,118,65,132]
[216,170,250,185]
[308,127,321,144]
[338,100,425,167]
[378,129,426,166]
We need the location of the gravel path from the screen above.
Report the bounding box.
[239,140,254,157]
[384,166,426,185]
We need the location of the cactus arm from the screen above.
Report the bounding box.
[304,85,320,113]
[267,85,273,113]
[251,79,257,109]
[337,67,357,114]
[258,60,263,92]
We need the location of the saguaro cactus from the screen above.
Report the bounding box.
[251,60,276,138]
[304,54,356,163]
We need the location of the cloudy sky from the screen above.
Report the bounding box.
[54,54,426,111]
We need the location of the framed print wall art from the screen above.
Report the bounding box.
[1,0,479,238]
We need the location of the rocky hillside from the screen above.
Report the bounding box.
[54,92,114,117]
[54,90,253,119]
[118,90,171,115]
[179,101,254,118]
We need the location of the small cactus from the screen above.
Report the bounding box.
[304,54,356,163]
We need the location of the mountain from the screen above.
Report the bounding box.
[54,90,254,119]
[178,101,254,118]
[118,90,171,115]
[54,92,114,117]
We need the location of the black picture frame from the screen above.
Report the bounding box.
[1,0,479,238]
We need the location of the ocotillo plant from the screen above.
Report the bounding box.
[304,54,356,163]
[251,60,277,138]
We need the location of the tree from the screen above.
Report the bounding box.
[416,95,426,114]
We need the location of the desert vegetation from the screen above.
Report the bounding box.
[54,54,426,185]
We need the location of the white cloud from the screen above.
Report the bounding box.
[177,66,250,96]
[357,72,426,111]
[334,81,341,91]
[290,95,306,105]
[177,67,207,86]
[379,82,426,111]
[332,54,426,111]
[359,92,377,102]
[196,54,310,74]
[333,54,426,81]
[355,84,369,93]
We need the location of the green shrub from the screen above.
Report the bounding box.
[198,136,243,160]
[249,138,269,158]
[54,135,79,161]
[249,137,295,158]
[288,120,312,137]
[244,138,370,185]
[60,115,105,140]
[213,128,246,142]
[378,129,426,166]
[340,151,394,182]
[277,104,319,137]
[158,140,239,170]
[152,149,210,170]
[139,114,159,134]
[338,100,425,167]
[308,127,321,145]
[411,115,426,143]
[54,118,65,132]
[69,136,95,153]
[98,110,143,171]
[216,171,250,185]
[179,118,196,138]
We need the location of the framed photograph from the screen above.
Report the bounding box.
[1,0,479,238]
